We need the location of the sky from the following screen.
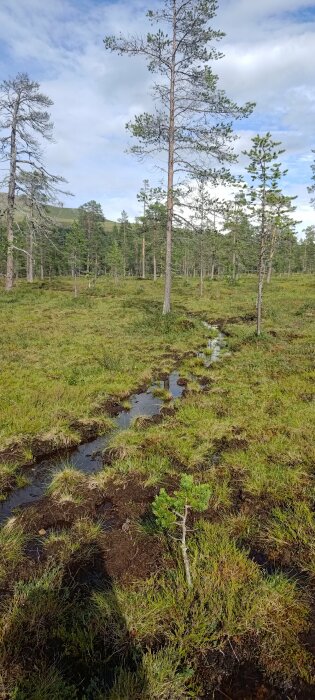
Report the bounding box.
[0,0,314,233]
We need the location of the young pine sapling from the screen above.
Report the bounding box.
[153,474,211,588]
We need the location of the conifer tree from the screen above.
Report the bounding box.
[308,151,315,207]
[0,74,54,290]
[244,133,287,335]
[78,201,105,283]
[104,0,254,313]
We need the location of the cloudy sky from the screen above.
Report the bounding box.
[0,0,314,232]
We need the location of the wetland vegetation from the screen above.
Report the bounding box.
[0,274,314,698]
[0,0,315,697]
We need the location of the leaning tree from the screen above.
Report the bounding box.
[0,73,56,290]
[104,0,254,313]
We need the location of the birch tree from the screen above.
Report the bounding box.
[0,73,54,290]
[244,134,287,336]
[104,0,254,314]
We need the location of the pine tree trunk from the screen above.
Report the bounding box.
[267,226,277,284]
[257,264,263,336]
[288,241,292,275]
[74,256,78,298]
[142,233,146,279]
[232,227,237,281]
[40,246,44,280]
[27,227,34,283]
[303,243,307,273]
[163,0,176,315]
[123,224,126,277]
[257,202,266,336]
[5,101,19,291]
[200,240,204,297]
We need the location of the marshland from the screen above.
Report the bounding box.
[0,0,315,698]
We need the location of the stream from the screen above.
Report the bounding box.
[0,323,225,524]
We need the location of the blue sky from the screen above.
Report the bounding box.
[0,0,314,232]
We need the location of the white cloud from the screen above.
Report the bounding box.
[0,0,314,234]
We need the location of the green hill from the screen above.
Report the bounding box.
[0,193,116,229]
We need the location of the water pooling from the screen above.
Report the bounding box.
[200,322,225,366]
[0,325,224,524]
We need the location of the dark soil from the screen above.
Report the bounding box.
[18,476,166,585]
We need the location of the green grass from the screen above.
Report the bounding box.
[0,518,26,583]
[0,274,314,697]
[0,278,209,471]
[47,465,86,504]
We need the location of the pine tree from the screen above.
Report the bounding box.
[0,74,54,290]
[17,168,70,282]
[104,0,254,314]
[78,201,105,283]
[66,221,86,296]
[308,151,315,207]
[244,133,287,335]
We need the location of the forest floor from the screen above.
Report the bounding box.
[0,274,314,699]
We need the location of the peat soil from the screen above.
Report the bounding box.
[2,318,314,699]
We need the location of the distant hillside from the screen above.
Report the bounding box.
[0,193,116,230]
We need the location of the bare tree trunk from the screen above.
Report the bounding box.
[200,239,204,297]
[5,101,19,291]
[40,245,44,280]
[152,226,157,281]
[74,257,78,298]
[232,227,237,281]
[266,226,277,284]
[257,203,266,336]
[163,0,176,315]
[288,241,292,275]
[27,226,34,283]
[142,232,146,279]
[257,263,263,336]
[123,223,126,278]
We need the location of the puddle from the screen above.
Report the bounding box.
[0,325,224,524]
[199,322,225,366]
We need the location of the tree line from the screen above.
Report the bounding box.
[0,183,313,287]
[0,0,315,335]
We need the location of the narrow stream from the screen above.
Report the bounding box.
[0,324,224,524]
